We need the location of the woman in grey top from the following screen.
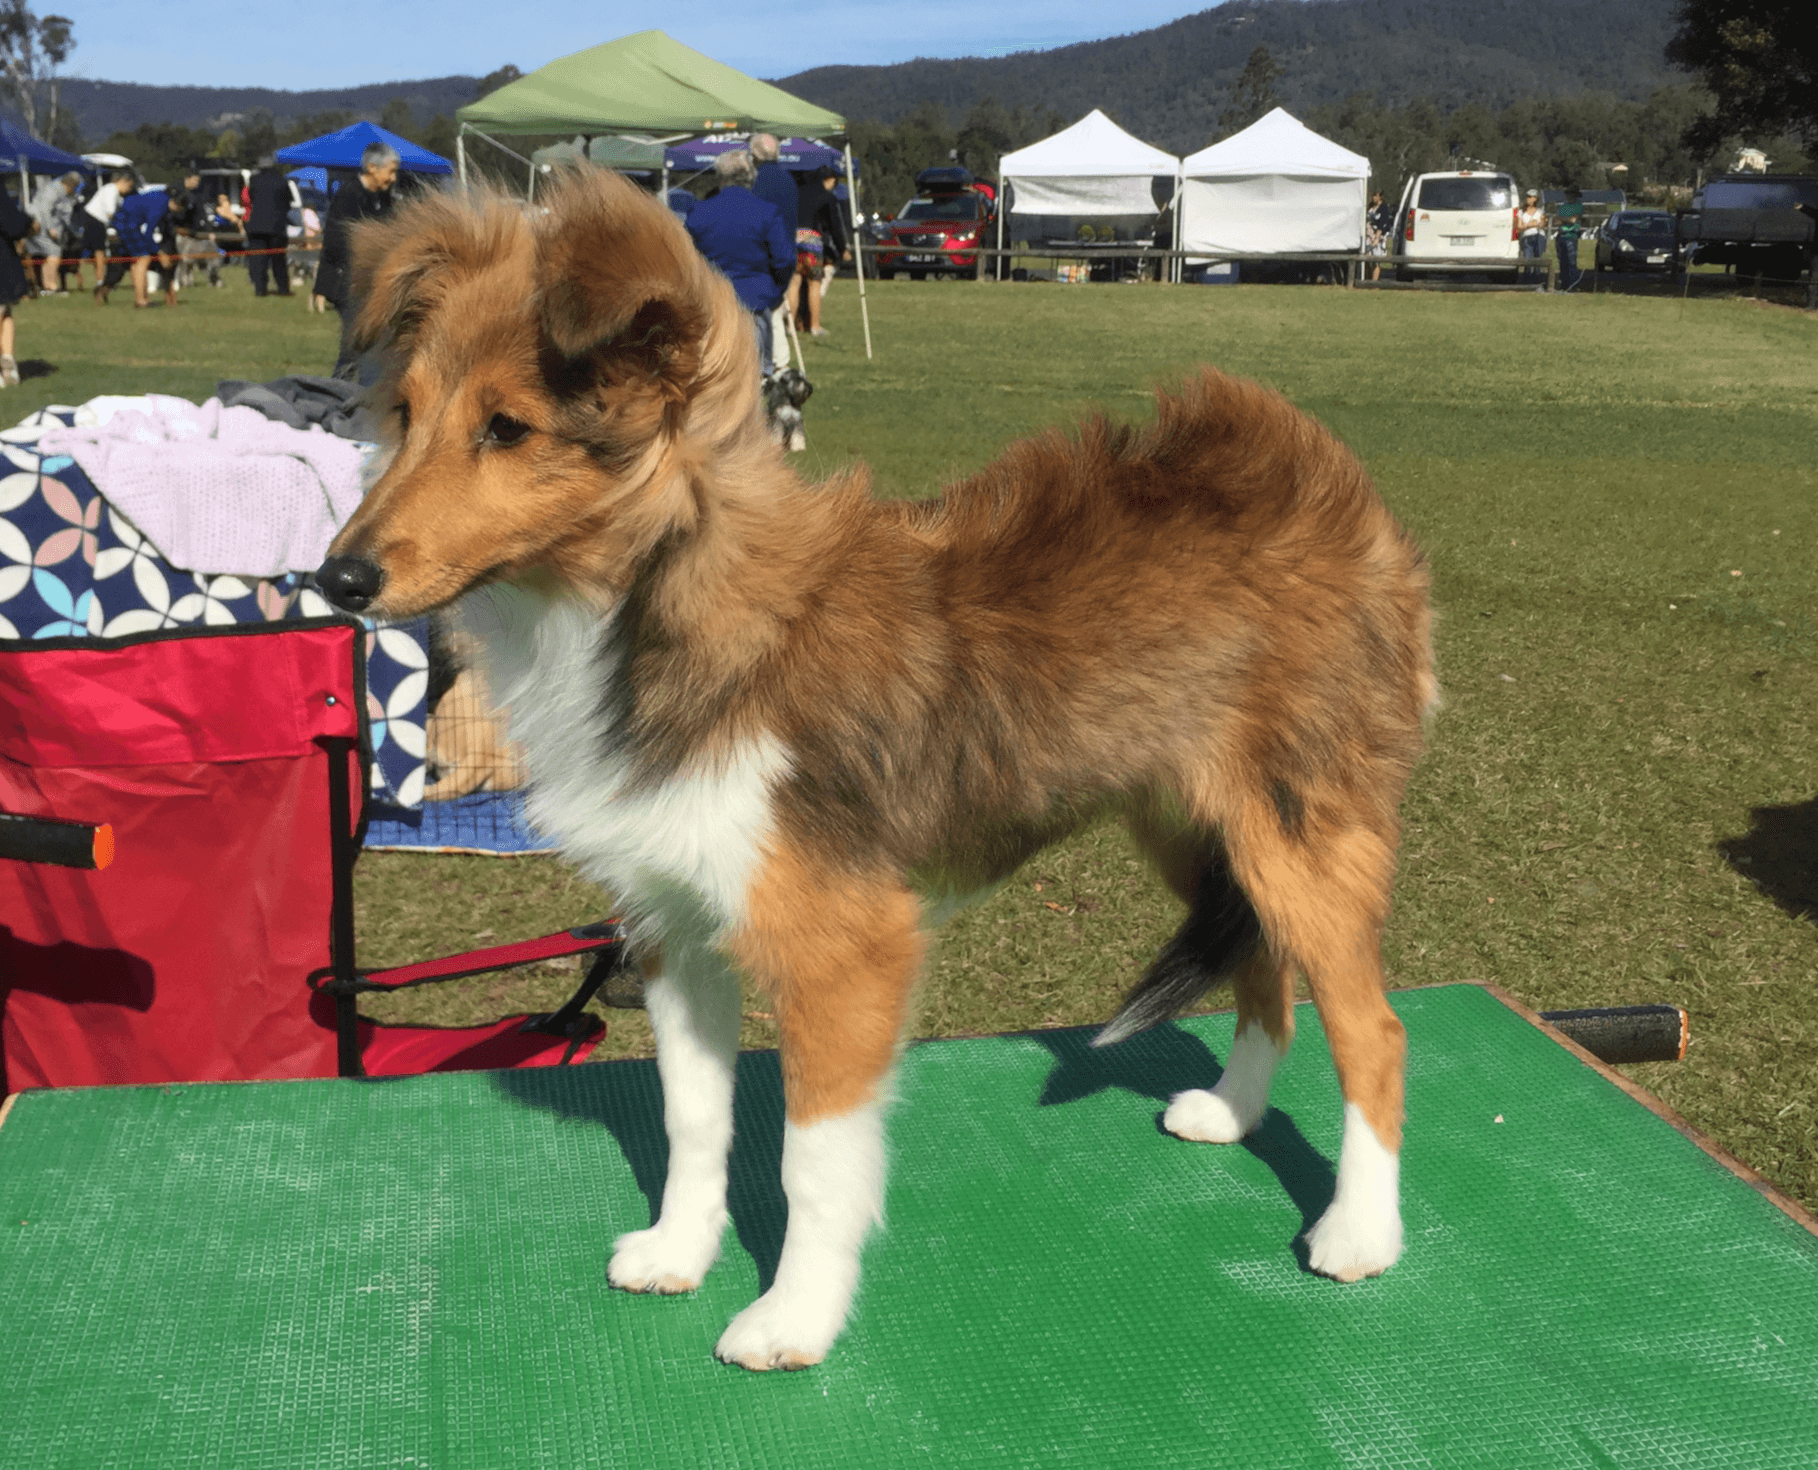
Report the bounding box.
[27,172,80,294]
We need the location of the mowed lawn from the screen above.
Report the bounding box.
[12,266,1817,1214]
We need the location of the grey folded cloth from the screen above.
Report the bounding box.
[214,374,376,441]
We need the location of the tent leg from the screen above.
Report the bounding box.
[456,130,467,190]
[845,144,873,361]
[996,194,1004,281]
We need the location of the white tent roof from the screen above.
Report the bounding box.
[998,109,1178,217]
[1181,108,1369,181]
[999,109,1178,178]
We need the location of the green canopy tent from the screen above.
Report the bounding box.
[457,30,843,141]
[456,31,869,358]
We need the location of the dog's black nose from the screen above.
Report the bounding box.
[315,555,384,613]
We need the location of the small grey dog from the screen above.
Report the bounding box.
[761,368,813,452]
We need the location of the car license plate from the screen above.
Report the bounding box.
[1446,236,1477,246]
[1647,253,1667,263]
[904,254,937,263]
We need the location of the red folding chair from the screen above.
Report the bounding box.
[0,618,632,1095]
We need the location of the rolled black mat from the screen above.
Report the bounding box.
[1538,1005,1688,1064]
[0,811,114,870]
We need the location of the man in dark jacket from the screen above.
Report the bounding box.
[314,142,400,379]
[244,156,293,297]
[684,151,792,369]
[749,134,797,372]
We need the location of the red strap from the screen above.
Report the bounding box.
[361,926,622,990]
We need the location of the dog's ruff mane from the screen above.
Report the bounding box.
[325,170,1437,1370]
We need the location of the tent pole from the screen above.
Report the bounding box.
[996,181,1005,281]
[844,143,872,360]
[456,128,467,190]
[1172,180,1183,283]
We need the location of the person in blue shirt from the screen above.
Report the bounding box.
[684,151,793,371]
[104,187,178,307]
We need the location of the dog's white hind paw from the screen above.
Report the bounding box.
[1164,1087,1255,1143]
[714,1288,844,1371]
[608,1218,725,1295]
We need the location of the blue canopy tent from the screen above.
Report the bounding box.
[0,118,89,201]
[275,121,452,177]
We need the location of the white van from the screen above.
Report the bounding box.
[1392,170,1522,280]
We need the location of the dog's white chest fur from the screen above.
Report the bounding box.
[457,585,786,942]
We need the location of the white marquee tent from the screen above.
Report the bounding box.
[997,108,1180,216]
[1177,108,1370,260]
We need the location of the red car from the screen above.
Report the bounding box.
[874,169,995,279]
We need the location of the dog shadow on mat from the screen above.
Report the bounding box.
[493,1054,790,1289]
[1032,1023,1337,1268]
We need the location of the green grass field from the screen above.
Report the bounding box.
[13,264,1817,1215]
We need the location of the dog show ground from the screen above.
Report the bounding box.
[3,984,1814,1466]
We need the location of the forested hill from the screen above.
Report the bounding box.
[775,0,1685,152]
[51,76,481,143]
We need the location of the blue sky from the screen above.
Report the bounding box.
[59,1,1216,90]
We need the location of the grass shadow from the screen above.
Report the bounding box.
[1029,1022,1336,1264]
[491,1051,790,1291]
[16,359,55,382]
[1717,796,1818,924]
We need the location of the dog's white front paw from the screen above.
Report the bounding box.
[607,1217,726,1295]
[1305,1195,1403,1282]
[1164,1087,1255,1143]
[1305,1105,1403,1282]
[714,1286,845,1371]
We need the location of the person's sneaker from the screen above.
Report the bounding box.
[809,327,829,337]
[1,355,19,387]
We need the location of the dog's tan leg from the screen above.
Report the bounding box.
[717,843,923,1371]
[607,942,743,1295]
[1223,798,1406,1282]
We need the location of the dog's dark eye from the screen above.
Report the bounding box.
[396,400,411,433]
[485,413,531,447]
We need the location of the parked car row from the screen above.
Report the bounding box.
[862,163,1815,286]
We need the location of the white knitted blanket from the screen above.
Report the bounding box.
[36,394,366,577]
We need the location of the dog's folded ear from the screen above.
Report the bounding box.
[348,195,528,356]
[536,177,708,404]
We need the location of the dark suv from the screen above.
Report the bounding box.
[874,168,995,279]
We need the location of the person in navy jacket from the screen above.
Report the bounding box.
[104,187,178,308]
[748,134,798,373]
[684,150,793,370]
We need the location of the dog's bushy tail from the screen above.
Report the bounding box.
[1094,853,1263,1048]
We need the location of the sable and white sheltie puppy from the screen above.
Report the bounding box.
[315,173,1437,1371]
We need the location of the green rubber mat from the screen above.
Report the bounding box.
[3,983,1815,1467]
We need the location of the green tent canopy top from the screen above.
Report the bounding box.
[457,30,845,140]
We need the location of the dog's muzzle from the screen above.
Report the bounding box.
[314,555,385,613]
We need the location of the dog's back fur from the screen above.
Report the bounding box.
[321,171,1437,1370]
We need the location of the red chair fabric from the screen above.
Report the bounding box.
[0,621,610,1094]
